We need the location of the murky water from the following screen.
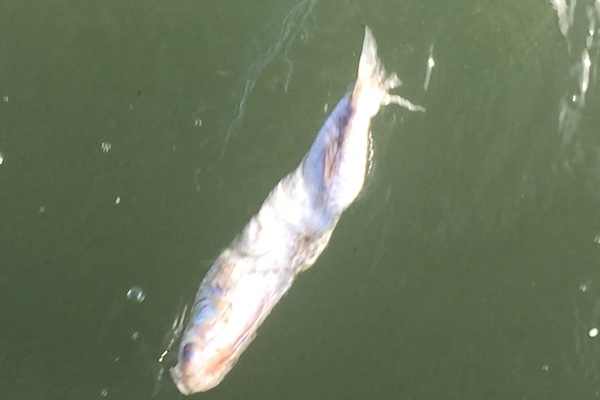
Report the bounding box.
[1,0,600,399]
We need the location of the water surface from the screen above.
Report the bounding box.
[1,1,600,399]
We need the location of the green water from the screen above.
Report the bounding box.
[2,0,600,399]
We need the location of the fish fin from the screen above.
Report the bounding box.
[384,94,425,112]
[353,26,424,114]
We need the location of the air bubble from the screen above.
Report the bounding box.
[126,286,145,303]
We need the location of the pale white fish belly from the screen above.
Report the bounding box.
[171,26,423,395]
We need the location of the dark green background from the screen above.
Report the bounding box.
[2,0,600,399]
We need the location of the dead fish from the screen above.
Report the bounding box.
[170,26,424,395]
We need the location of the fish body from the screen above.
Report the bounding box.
[170,26,423,394]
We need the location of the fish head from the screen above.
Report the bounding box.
[169,286,255,394]
[170,328,239,394]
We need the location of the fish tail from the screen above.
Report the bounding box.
[352,26,425,113]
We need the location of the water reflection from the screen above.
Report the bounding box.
[220,0,318,147]
[552,0,600,190]
[552,4,600,384]
[423,43,436,91]
[574,286,600,380]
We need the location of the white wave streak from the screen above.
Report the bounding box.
[553,0,599,152]
[221,0,318,147]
